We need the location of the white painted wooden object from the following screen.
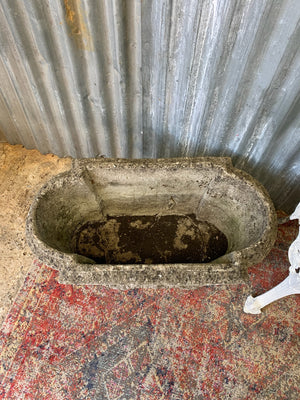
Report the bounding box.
[244,202,300,314]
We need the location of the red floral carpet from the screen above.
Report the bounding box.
[0,215,299,399]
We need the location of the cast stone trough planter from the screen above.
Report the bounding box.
[26,157,277,288]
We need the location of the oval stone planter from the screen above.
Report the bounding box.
[26,157,277,288]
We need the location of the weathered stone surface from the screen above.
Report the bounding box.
[26,157,277,288]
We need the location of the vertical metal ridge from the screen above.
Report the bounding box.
[61,0,98,157]
[184,0,240,157]
[62,0,111,157]
[244,19,300,167]
[123,0,143,158]
[0,57,30,145]
[233,2,300,167]
[73,0,109,157]
[100,0,129,157]
[0,1,46,150]
[86,0,114,158]
[142,0,173,158]
[199,0,271,157]
[39,0,92,157]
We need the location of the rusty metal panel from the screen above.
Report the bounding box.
[0,0,299,212]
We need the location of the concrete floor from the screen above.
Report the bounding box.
[0,143,71,324]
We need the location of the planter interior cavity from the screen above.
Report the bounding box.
[73,214,228,265]
[26,158,277,288]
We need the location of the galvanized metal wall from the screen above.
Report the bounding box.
[0,130,7,142]
[0,0,299,212]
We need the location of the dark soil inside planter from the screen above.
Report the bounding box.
[73,214,228,264]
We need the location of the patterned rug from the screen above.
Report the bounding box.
[0,215,299,399]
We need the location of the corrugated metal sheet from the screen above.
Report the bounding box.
[0,0,299,212]
[0,129,6,142]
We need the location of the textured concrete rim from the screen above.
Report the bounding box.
[26,157,277,288]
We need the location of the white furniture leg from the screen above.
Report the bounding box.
[244,267,300,314]
[244,201,300,314]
